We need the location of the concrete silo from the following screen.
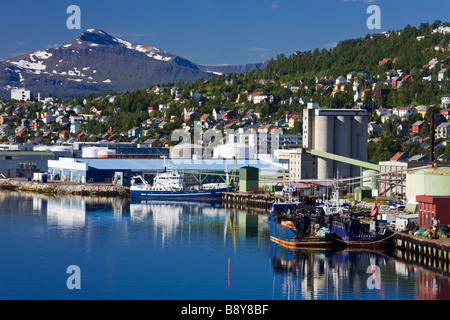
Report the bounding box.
[315,114,334,180]
[351,115,368,177]
[334,115,352,178]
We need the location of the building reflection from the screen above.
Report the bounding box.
[269,241,450,300]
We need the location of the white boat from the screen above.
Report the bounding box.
[130,161,228,201]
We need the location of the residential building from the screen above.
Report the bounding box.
[436,122,450,138]
[440,108,450,120]
[11,88,33,101]
[441,93,450,106]
[0,124,11,137]
[410,121,426,135]
[393,106,416,119]
[70,121,81,133]
[368,121,385,136]
[438,69,448,82]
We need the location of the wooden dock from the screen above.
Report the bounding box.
[222,192,274,211]
[221,192,318,212]
[394,232,450,273]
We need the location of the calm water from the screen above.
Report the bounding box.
[0,191,449,300]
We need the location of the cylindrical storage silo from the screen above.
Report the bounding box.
[82,147,106,158]
[315,114,334,180]
[351,115,367,177]
[335,115,352,178]
[98,149,116,159]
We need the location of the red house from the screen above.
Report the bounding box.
[440,108,450,120]
[223,110,238,120]
[148,104,159,112]
[410,120,426,135]
[416,195,450,229]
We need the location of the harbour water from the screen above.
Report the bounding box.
[0,191,449,300]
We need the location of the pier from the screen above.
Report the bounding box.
[0,179,130,198]
[394,232,450,273]
[222,192,274,211]
[221,192,318,211]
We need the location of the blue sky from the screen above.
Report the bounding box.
[0,0,449,65]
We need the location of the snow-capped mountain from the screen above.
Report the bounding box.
[0,29,265,98]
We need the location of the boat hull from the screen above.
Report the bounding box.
[269,203,332,249]
[270,234,333,249]
[330,223,394,247]
[130,187,227,201]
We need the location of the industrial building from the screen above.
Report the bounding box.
[47,157,285,186]
[416,195,450,229]
[288,148,317,180]
[405,166,450,202]
[239,166,259,193]
[378,159,428,199]
[0,151,57,178]
[303,103,368,180]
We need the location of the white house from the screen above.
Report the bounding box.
[441,93,450,105]
[432,26,450,34]
[70,121,81,133]
[436,122,450,139]
[439,69,448,82]
[393,107,416,119]
[41,114,55,124]
[11,88,32,101]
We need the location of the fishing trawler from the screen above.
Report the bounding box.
[328,213,394,247]
[268,201,333,248]
[130,161,228,201]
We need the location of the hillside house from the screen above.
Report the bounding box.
[410,120,426,136]
[440,108,450,120]
[439,69,448,82]
[376,107,392,116]
[223,110,238,121]
[414,105,428,118]
[368,122,385,136]
[148,104,159,113]
[128,127,142,138]
[441,93,450,106]
[391,152,409,162]
[42,114,55,124]
[200,114,211,122]
[0,124,11,137]
[381,113,399,123]
[70,121,81,133]
[393,106,416,119]
[212,108,226,121]
[436,122,450,138]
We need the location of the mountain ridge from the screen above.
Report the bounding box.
[0,29,267,98]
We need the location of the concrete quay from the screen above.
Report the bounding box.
[0,178,130,198]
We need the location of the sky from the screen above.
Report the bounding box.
[0,0,449,66]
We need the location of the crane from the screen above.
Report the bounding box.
[371,179,387,220]
[229,155,238,190]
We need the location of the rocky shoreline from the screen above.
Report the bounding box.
[0,179,130,198]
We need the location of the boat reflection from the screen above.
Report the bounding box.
[269,241,450,300]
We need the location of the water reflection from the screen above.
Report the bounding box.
[269,241,450,300]
[1,191,450,300]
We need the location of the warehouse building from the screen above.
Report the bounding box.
[0,151,57,178]
[416,195,450,229]
[47,157,285,186]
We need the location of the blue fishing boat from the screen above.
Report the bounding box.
[329,213,394,247]
[130,164,228,201]
[268,202,333,248]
